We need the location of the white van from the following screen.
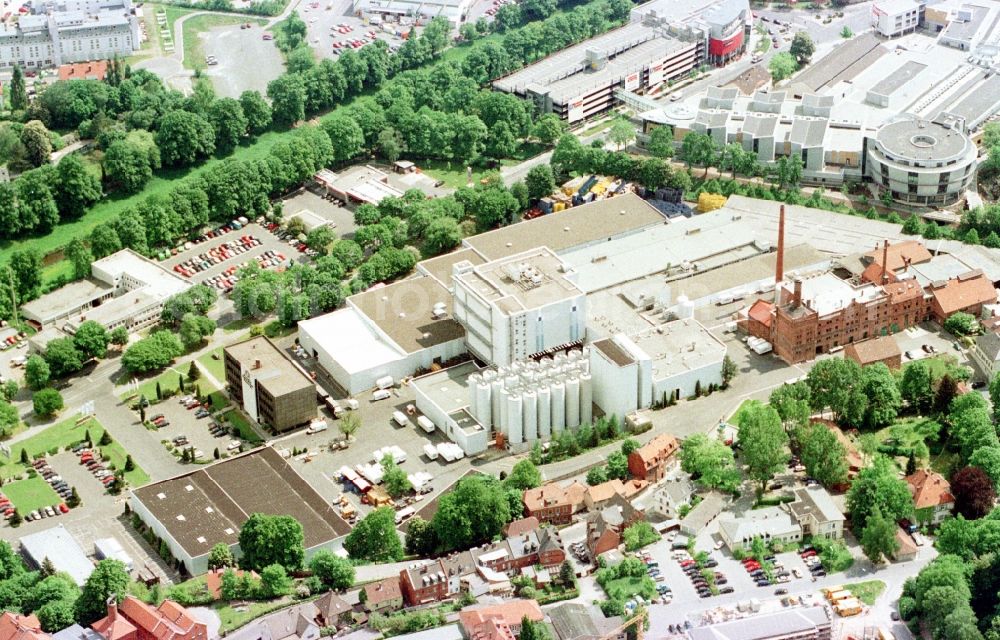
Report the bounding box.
[395,507,415,524]
[345,398,360,410]
[375,375,394,390]
[423,443,439,460]
[306,420,328,434]
[392,411,409,427]
[416,416,435,433]
[372,389,391,401]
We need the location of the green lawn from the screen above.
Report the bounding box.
[182,14,266,70]
[877,417,942,450]
[221,409,262,444]
[121,365,194,404]
[207,390,231,412]
[214,599,291,633]
[602,576,657,602]
[197,348,226,382]
[0,417,148,486]
[844,580,886,605]
[729,398,756,424]
[3,476,61,513]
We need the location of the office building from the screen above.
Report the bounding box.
[354,0,472,26]
[871,0,924,38]
[129,447,349,575]
[19,525,93,586]
[223,336,316,432]
[0,0,139,70]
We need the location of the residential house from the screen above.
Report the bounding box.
[971,330,1000,380]
[92,598,208,640]
[548,603,626,640]
[312,592,354,630]
[522,481,586,525]
[844,335,902,369]
[363,577,403,613]
[786,486,845,540]
[584,478,648,511]
[234,605,320,640]
[718,507,802,552]
[585,494,645,558]
[907,469,955,525]
[52,626,104,640]
[627,434,680,482]
[0,613,46,640]
[504,517,540,537]
[400,561,450,607]
[458,600,543,640]
[649,474,695,520]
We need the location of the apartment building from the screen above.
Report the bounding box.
[522,481,587,525]
[627,433,680,482]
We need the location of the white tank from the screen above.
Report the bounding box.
[537,387,552,439]
[491,380,502,428]
[554,352,566,364]
[510,360,522,374]
[505,375,518,389]
[499,388,510,437]
[580,373,593,426]
[581,346,590,359]
[476,382,492,428]
[482,369,494,382]
[567,349,580,362]
[526,360,538,371]
[469,380,478,422]
[566,377,581,429]
[507,393,523,444]
[523,391,538,442]
[551,382,566,433]
[677,294,695,319]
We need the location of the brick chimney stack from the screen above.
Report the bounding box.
[793,277,803,308]
[774,204,785,304]
[881,239,890,284]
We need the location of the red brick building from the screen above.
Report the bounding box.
[522,481,586,525]
[627,434,680,482]
[400,561,449,607]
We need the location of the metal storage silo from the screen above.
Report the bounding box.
[580,373,593,426]
[507,393,523,444]
[499,387,510,437]
[551,381,566,433]
[491,380,502,428]
[537,386,552,439]
[523,391,538,442]
[566,377,581,429]
[476,382,492,428]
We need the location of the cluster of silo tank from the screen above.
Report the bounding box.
[467,349,593,446]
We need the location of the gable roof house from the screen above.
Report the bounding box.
[907,469,954,524]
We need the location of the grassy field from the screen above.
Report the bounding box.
[0,417,149,485]
[845,580,886,605]
[603,576,657,602]
[121,365,194,404]
[729,398,757,424]
[3,476,61,513]
[214,598,291,633]
[182,14,267,70]
[197,348,225,382]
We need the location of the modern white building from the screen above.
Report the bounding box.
[0,0,139,69]
[298,275,467,394]
[871,0,923,38]
[590,319,727,419]
[354,0,473,26]
[866,115,978,206]
[21,249,191,333]
[452,247,587,367]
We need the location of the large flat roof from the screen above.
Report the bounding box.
[689,607,830,640]
[225,336,314,396]
[349,276,466,354]
[455,247,583,313]
[869,60,926,99]
[628,318,727,381]
[298,307,405,375]
[943,73,1000,128]
[463,193,664,261]
[131,446,349,560]
[21,278,109,324]
[92,249,190,300]
[790,32,884,93]
[417,248,485,289]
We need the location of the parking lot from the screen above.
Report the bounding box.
[282,188,358,238]
[201,23,285,98]
[300,0,409,62]
[145,393,249,463]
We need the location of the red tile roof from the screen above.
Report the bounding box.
[57,61,109,81]
[930,270,997,317]
[91,603,136,640]
[459,600,543,640]
[630,434,679,469]
[504,516,540,537]
[0,613,47,640]
[747,299,774,328]
[906,469,954,510]
[364,577,402,607]
[865,241,932,271]
[843,336,900,366]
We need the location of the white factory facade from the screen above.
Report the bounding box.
[0,0,139,69]
[491,0,751,124]
[640,10,1000,205]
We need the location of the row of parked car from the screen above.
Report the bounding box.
[179,395,212,419]
[677,551,732,598]
[77,446,117,490]
[200,249,288,293]
[800,546,827,578]
[173,235,262,278]
[269,226,324,258]
[153,218,252,262]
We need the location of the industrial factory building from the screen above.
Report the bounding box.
[491,0,750,124]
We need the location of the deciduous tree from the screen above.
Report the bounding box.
[238,513,306,571]
[344,507,403,562]
[737,401,788,494]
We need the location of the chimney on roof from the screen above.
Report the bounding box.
[881,239,890,284]
[903,256,912,273]
[253,359,261,370]
[793,278,803,309]
[105,597,119,626]
[775,205,785,299]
